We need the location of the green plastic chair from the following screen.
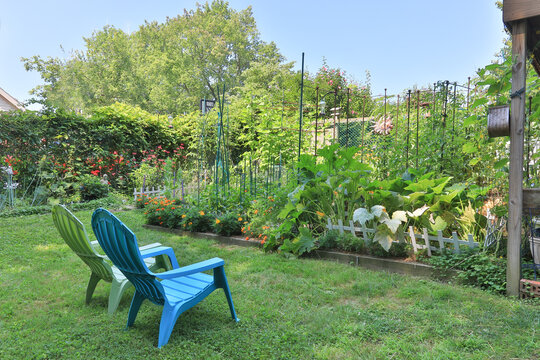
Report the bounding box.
[52,204,175,314]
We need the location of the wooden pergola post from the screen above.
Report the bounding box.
[507,20,527,297]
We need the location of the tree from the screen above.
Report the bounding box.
[22,0,284,115]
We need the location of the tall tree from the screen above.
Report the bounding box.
[22,0,284,114]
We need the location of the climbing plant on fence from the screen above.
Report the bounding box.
[0,103,187,199]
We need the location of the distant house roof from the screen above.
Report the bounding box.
[0,87,24,111]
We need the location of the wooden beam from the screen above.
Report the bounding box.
[503,0,540,24]
[507,20,527,297]
[522,188,540,215]
[523,188,540,209]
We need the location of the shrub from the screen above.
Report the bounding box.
[214,212,243,236]
[164,206,189,229]
[318,230,365,253]
[339,232,366,253]
[183,207,213,233]
[367,240,409,258]
[130,163,163,190]
[426,249,507,294]
[318,230,339,250]
[79,174,109,202]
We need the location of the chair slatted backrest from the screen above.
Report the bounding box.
[91,208,166,305]
[52,205,113,282]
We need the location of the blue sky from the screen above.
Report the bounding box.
[0,0,505,108]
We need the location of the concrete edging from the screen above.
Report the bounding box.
[142,224,457,279]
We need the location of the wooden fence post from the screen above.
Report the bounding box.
[452,232,460,254]
[437,231,444,252]
[423,228,431,257]
[409,226,418,253]
[507,19,527,297]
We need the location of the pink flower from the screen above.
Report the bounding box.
[373,116,393,135]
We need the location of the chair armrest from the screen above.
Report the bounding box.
[90,240,110,260]
[140,246,180,268]
[138,242,163,251]
[155,257,224,279]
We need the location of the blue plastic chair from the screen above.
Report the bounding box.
[91,208,239,348]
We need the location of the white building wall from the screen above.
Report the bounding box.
[0,95,19,111]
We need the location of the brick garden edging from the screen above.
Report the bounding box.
[142,224,457,280]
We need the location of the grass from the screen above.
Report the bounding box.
[0,209,538,359]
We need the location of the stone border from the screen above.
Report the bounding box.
[143,224,457,279]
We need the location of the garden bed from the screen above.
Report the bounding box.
[143,224,458,280]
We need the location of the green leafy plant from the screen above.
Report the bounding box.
[214,212,243,236]
[426,249,507,294]
[78,174,109,202]
[279,227,317,256]
[353,205,407,251]
[318,230,365,253]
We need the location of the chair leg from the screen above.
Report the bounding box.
[157,304,177,348]
[214,266,239,322]
[155,254,174,271]
[127,291,145,327]
[86,273,101,305]
[108,279,131,315]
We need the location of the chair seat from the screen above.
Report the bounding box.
[161,272,214,305]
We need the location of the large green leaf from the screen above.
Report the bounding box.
[470,97,488,109]
[392,210,407,222]
[353,208,373,225]
[462,143,476,154]
[404,178,435,192]
[463,115,477,127]
[439,189,462,203]
[382,218,401,234]
[430,216,447,232]
[494,158,508,170]
[407,205,429,218]
[374,225,394,252]
[278,202,296,219]
[370,205,385,218]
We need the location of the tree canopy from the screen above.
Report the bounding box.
[23,0,287,115]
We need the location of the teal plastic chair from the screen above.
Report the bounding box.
[91,208,238,348]
[52,205,174,314]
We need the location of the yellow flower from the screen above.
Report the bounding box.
[182,214,186,218]
[238,217,243,221]
[316,211,325,218]
[199,210,205,216]
[215,219,221,224]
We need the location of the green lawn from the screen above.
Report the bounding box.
[0,209,538,359]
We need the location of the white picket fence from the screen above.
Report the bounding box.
[133,185,180,200]
[133,182,201,201]
[326,218,478,256]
